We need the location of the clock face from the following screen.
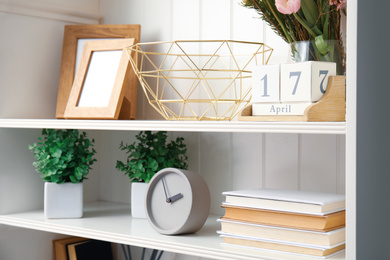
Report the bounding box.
[146,169,193,233]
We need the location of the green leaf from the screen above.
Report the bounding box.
[300,0,319,27]
[314,35,331,55]
[69,175,77,183]
[116,131,188,183]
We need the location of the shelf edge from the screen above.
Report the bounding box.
[0,119,346,134]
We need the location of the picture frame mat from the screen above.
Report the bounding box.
[64,38,135,120]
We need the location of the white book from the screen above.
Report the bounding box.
[222,188,345,215]
[219,232,345,258]
[217,218,345,246]
[221,242,345,259]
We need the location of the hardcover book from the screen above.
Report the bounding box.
[218,218,345,246]
[222,188,345,215]
[53,237,89,260]
[219,233,345,258]
[67,239,113,260]
[221,205,345,232]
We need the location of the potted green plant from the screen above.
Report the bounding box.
[116,131,188,218]
[29,129,97,219]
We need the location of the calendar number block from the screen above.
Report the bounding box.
[251,64,280,103]
[280,61,336,102]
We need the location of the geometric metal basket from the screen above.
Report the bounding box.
[126,40,273,120]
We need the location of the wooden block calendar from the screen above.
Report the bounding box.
[238,76,345,122]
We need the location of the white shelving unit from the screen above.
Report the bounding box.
[7,1,390,260]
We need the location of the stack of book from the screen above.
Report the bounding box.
[218,189,346,258]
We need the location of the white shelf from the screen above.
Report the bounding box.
[0,119,346,134]
[0,201,345,260]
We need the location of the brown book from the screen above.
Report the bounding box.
[220,233,345,257]
[222,205,345,232]
[53,237,89,260]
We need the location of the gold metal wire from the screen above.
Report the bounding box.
[126,40,273,120]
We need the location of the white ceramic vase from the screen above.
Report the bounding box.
[131,182,148,218]
[44,182,83,219]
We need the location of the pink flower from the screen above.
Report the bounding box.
[275,0,301,15]
[329,0,346,10]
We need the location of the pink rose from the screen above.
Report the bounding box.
[275,0,301,14]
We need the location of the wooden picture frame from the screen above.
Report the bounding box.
[64,39,135,119]
[56,24,141,119]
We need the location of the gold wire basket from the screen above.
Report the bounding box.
[126,40,273,120]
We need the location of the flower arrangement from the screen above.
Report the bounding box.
[242,0,346,74]
[116,131,188,183]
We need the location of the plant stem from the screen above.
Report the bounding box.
[293,13,317,38]
[265,0,293,43]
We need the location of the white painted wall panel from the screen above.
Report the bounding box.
[0,129,43,214]
[97,130,134,204]
[338,135,346,194]
[0,12,68,119]
[231,132,263,190]
[263,133,299,189]
[231,0,264,42]
[299,134,339,193]
[200,132,232,215]
[172,0,200,40]
[264,26,290,65]
[200,0,231,40]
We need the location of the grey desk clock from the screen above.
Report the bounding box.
[145,168,210,235]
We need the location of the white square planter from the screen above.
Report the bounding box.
[131,182,148,218]
[44,182,83,219]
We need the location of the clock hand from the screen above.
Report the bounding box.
[161,177,170,202]
[167,193,183,203]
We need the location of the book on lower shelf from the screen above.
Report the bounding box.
[221,204,345,232]
[67,240,113,260]
[222,188,345,215]
[53,237,89,260]
[219,232,345,258]
[218,218,345,246]
[53,236,113,260]
[219,188,346,257]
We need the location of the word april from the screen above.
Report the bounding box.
[270,105,291,115]
[252,103,311,116]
